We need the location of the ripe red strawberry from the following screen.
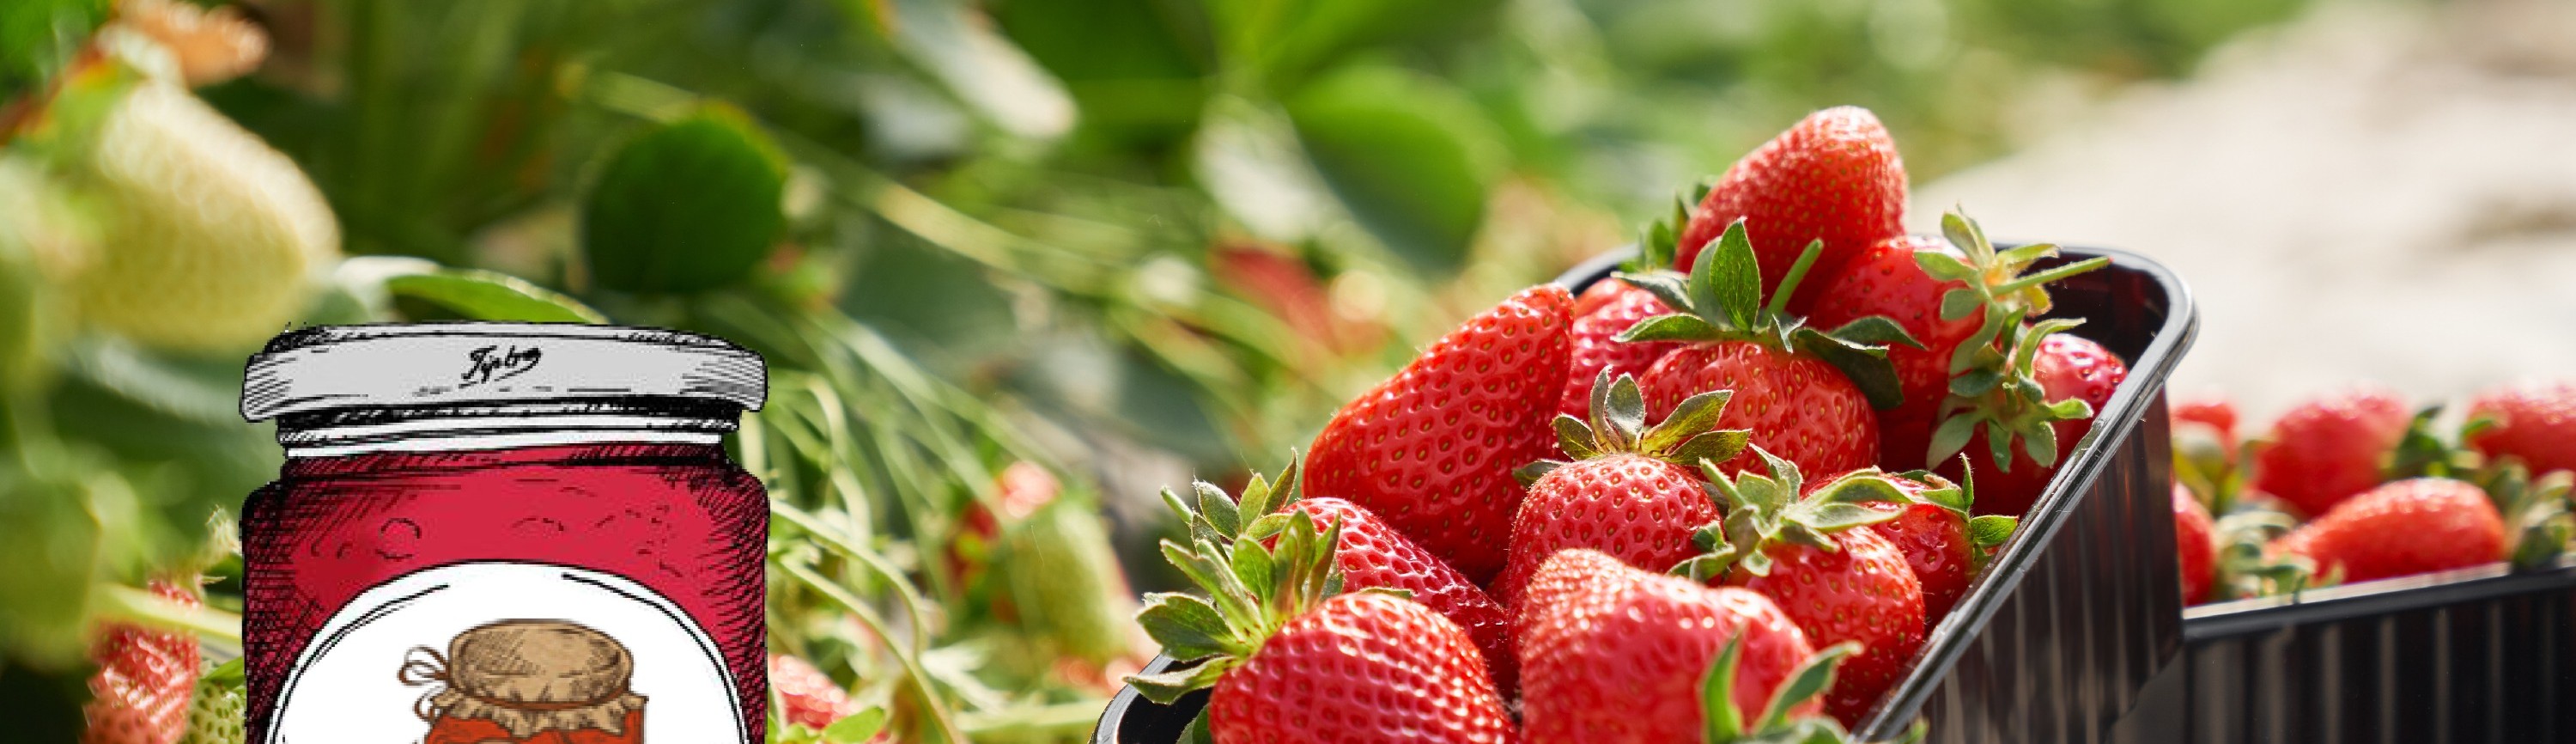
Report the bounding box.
[2250,385,2410,517]
[1516,549,1823,742]
[946,460,1056,589]
[1933,331,2128,517]
[2268,478,2505,584]
[769,654,861,730]
[1127,509,1515,744]
[1164,468,1519,691]
[1212,244,1378,355]
[1210,592,1516,744]
[1618,221,1918,479]
[1571,277,1627,317]
[2464,381,2576,478]
[1496,372,1752,609]
[1305,284,1575,583]
[1289,496,1517,692]
[1673,107,1906,315]
[2172,394,2240,451]
[1679,450,1927,726]
[1807,210,2108,472]
[1820,470,2015,625]
[2173,483,2217,604]
[1557,280,1680,420]
[84,581,202,744]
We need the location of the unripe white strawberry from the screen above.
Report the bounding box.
[178,662,243,744]
[66,77,337,351]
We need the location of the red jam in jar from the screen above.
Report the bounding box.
[238,324,767,744]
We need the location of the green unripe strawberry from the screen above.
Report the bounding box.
[180,658,244,744]
[993,495,1140,665]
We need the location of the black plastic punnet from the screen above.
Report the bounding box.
[2127,558,2576,742]
[1095,247,2202,743]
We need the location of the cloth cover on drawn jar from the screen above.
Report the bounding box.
[404,620,647,742]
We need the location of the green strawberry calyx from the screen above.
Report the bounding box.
[1919,208,2111,471]
[2379,408,2573,570]
[1916,208,2110,352]
[1672,446,1911,582]
[1700,634,1872,744]
[1125,461,1399,704]
[1925,316,2093,473]
[1614,219,1925,411]
[1631,180,1714,273]
[1516,371,1753,485]
[1896,459,2021,571]
[1164,455,1307,548]
[2211,509,2313,601]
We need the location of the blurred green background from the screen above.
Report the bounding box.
[0,0,2313,741]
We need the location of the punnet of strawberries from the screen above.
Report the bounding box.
[1121,106,2139,743]
[2167,381,2576,606]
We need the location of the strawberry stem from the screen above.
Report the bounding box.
[94,583,240,646]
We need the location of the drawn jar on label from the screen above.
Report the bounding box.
[238,323,768,743]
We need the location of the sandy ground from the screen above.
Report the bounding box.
[1915,0,2576,424]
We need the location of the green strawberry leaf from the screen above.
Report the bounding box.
[1800,503,1901,531]
[1619,314,1726,343]
[1937,287,1984,322]
[1669,431,1753,473]
[1616,271,1698,316]
[1599,373,1649,451]
[1196,481,1242,537]
[2021,423,2060,469]
[1949,369,2004,398]
[202,656,247,687]
[1968,515,2019,551]
[380,267,607,324]
[1791,328,1905,410]
[1556,412,1597,458]
[1242,512,1291,541]
[1632,186,1698,272]
[1516,460,1565,486]
[822,708,888,744]
[1916,252,1978,283]
[1928,414,1978,467]
[1702,635,1750,742]
[1824,315,1927,351]
[1135,593,1235,662]
[1916,483,1971,515]
[1698,220,1763,331]
[1985,420,2015,472]
[1940,211,1987,260]
[1759,642,1860,731]
[1230,540,1275,606]
[1644,388,1736,456]
[1182,710,1217,744]
[1810,473,1912,506]
[1126,662,1229,704]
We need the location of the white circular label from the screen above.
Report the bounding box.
[267,561,747,743]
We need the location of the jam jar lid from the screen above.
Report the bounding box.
[241,322,767,422]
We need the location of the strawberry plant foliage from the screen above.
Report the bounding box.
[1618,220,1923,411]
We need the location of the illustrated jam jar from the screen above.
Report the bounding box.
[237,323,768,744]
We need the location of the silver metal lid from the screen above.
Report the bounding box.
[241,322,767,421]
